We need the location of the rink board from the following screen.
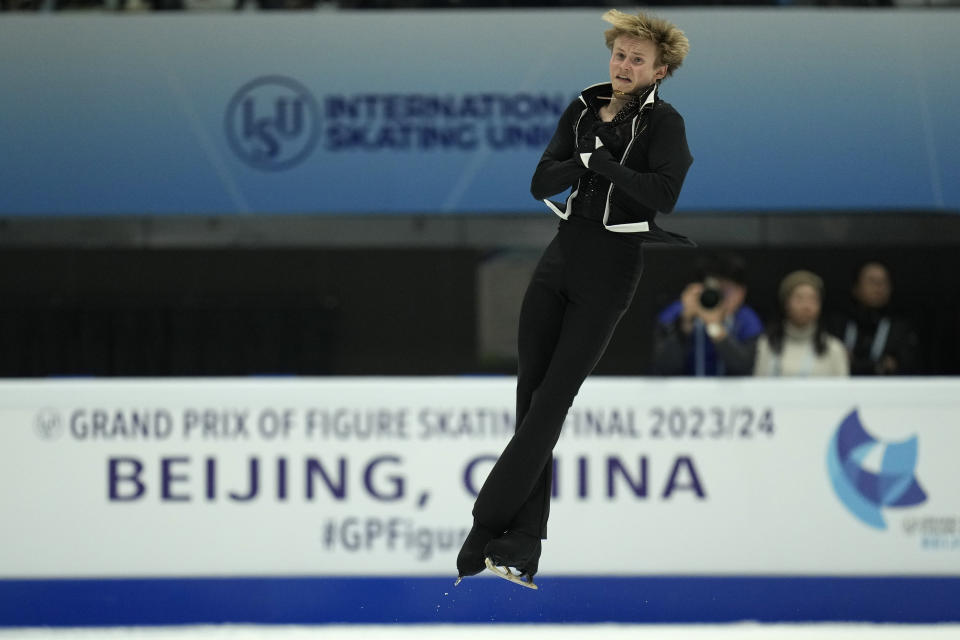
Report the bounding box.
[2,576,959,626]
[1,377,959,624]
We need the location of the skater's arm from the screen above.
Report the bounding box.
[530,104,590,200]
[585,110,692,213]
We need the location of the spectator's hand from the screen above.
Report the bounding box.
[679,283,704,334]
[878,355,898,375]
[698,304,725,325]
[721,284,746,318]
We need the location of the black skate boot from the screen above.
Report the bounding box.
[455,521,500,586]
[483,530,541,590]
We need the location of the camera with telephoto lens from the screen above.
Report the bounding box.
[694,255,746,311]
[699,284,723,310]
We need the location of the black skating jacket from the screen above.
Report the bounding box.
[531,82,694,245]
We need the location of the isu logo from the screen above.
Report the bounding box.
[826,409,927,530]
[34,408,64,441]
[225,75,320,171]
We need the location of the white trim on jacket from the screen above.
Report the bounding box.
[542,83,658,234]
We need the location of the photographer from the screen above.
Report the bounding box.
[651,254,763,376]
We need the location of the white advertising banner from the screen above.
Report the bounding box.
[1,377,957,579]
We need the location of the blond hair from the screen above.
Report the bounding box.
[602,10,690,79]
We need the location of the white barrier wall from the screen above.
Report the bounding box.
[1,377,957,580]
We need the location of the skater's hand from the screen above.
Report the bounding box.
[576,122,604,167]
[594,122,623,150]
[577,122,613,168]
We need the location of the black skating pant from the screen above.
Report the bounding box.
[472,216,645,539]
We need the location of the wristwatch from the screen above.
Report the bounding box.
[705,322,726,340]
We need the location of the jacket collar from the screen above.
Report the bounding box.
[578,82,658,111]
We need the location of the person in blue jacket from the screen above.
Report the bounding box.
[652,253,763,376]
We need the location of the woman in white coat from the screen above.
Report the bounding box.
[754,270,849,377]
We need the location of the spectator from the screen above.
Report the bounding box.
[754,270,848,377]
[652,253,763,376]
[828,261,920,375]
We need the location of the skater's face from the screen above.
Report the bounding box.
[609,36,667,95]
[853,263,891,309]
[785,283,821,328]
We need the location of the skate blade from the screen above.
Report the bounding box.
[484,557,538,590]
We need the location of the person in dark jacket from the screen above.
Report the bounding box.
[652,253,764,376]
[828,261,920,375]
[456,9,692,589]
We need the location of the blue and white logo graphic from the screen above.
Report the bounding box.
[827,409,927,530]
[225,75,320,171]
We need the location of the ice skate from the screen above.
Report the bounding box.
[483,530,541,590]
[454,521,500,586]
[484,557,538,590]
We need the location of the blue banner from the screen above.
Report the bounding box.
[1,11,958,216]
